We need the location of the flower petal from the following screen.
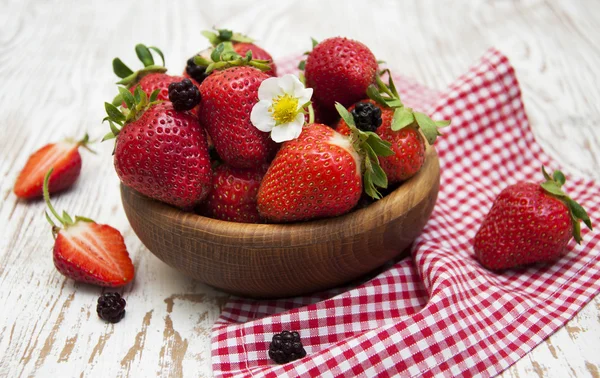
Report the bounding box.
[270,113,305,143]
[278,74,299,94]
[296,87,313,108]
[250,100,276,132]
[258,77,284,101]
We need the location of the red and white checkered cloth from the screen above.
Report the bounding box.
[211,49,600,377]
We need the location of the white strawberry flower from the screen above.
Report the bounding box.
[250,74,313,143]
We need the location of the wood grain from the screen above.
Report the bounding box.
[0,0,599,376]
[120,146,439,298]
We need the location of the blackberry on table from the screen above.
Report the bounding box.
[97,292,126,323]
[268,330,307,364]
[168,78,201,111]
[351,101,382,132]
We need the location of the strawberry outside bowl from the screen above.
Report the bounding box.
[120,144,440,298]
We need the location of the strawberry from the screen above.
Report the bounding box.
[199,163,268,223]
[14,134,93,199]
[473,167,593,270]
[201,28,277,76]
[43,169,135,286]
[304,37,378,110]
[103,86,212,210]
[198,65,277,169]
[257,104,393,223]
[336,73,450,183]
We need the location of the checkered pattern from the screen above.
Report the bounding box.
[212,49,600,377]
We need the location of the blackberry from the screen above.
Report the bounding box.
[185,57,209,84]
[168,78,201,112]
[351,102,382,132]
[97,292,126,323]
[268,331,306,364]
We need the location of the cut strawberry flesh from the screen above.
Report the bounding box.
[54,222,134,287]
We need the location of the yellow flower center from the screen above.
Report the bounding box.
[270,94,299,125]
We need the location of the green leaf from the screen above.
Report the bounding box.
[384,99,403,108]
[74,215,95,223]
[149,88,160,102]
[134,86,143,104]
[193,55,212,67]
[211,43,225,62]
[113,58,134,79]
[111,93,123,107]
[217,28,233,41]
[298,60,306,70]
[391,107,414,131]
[370,161,388,188]
[136,89,148,112]
[62,211,74,225]
[44,211,56,228]
[105,102,125,124]
[435,120,451,127]
[367,85,389,108]
[201,30,220,46]
[540,181,566,197]
[572,214,582,244]
[365,133,393,156]
[135,44,154,67]
[108,120,121,136]
[566,198,593,230]
[387,73,400,99]
[376,59,386,65]
[118,87,135,109]
[311,37,319,48]
[542,166,552,181]
[334,102,355,127]
[553,170,566,186]
[102,131,116,142]
[148,46,165,66]
[230,32,254,43]
[414,112,442,145]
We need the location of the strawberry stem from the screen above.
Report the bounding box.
[307,103,315,124]
[43,168,66,227]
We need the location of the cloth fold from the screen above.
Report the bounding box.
[211,49,600,377]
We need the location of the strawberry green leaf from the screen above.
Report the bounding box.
[193,55,212,67]
[74,215,95,223]
[385,98,403,108]
[211,43,226,62]
[542,166,552,181]
[230,32,254,43]
[367,85,389,108]
[113,58,134,79]
[376,59,386,65]
[435,120,451,127]
[572,214,582,244]
[365,133,393,157]
[133,86,143,105]
[335,102,356,127]
[566,198,593,230]
[201,31,220,45]
[218,29,233,41]
[414,112,443,145]
[540,181,566,197]
[62,210,74,225]
[111,93,123,107]
[298,60,306,70]
[135,44,154,67]
[148,46,165,67]
[149,88,160,103]
[108,120,121,136]
[105,103,125,124]
[311,37,319,48]
[553,170,566,186]
[118,87,135,109]
[386,71,400,99]
[102,131,116,142]
[391,107,414,131]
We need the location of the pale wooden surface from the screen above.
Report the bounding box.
[0,0,599,377]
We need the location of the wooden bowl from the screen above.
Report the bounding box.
[121,145,440,298]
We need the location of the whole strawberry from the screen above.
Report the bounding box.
[304,37,378,110]
[14,134,93,199]
[200,28,277,76]
[199,164,268,223]
[257,104,393,223]
[474,167,593,270]
[43,169,135,287]
[336,74,450,183]
[104,86,211,210]
[198,66,277,169]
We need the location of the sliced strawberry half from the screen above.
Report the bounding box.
[14,134,93,199]
[43,169,134,287]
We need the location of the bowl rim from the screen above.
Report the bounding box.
[121,144,439,248]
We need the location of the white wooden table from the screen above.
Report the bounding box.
[1,1,599,376]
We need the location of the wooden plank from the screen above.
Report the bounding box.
[0,0,598,376]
